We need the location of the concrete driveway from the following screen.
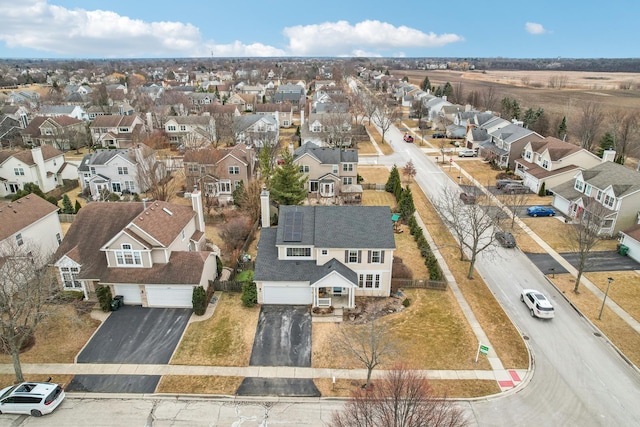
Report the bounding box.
[237,305,318,397]
[69,306,191,393]
[526,250,640,274]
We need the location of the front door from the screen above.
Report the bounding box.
[321,183,334,197]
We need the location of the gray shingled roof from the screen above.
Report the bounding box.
[552,161,640,200]
[294,142,358,164]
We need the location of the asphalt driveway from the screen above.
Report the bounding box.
[526,251,640,275]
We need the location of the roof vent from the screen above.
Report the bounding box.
[162,207,173,216]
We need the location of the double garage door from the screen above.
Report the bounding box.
[263,285,312,305]
[112,284,194,308]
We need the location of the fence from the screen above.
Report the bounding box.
[58,213,76,223]
[361,183,386,191]
[391,278,447,293]
[213,280,244,292]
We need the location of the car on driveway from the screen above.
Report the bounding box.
[527,206,556,217]
[496,179,522,189]
[0,381,65,417]
[458,149,477,157]
[520,289,555,319]
[432,133,446,138]
[502,183,528,194]
[495,231,516,248]
[460,191,477,204]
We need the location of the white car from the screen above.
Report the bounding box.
[520,289,555,319]
[0,381,65,417]
[458,149,477,157]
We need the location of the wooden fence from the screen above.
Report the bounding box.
[213,280,244,292]
[391,278,447,293]
[361,183,386,191]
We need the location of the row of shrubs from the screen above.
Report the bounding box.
[407,216,443,281]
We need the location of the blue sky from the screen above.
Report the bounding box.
[0,0,638,59]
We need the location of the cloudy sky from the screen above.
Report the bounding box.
[0,0,637,59]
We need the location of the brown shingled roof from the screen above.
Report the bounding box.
[129,201,195,247]
[0,195,59,241]
[100,251,211,285]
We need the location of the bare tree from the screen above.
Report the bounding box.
[434,186,500,279]
[499,191,530,229]
[402,160,417,183]
[607,109,639,164]
[331,364,469,427]
[334,304,398,386]
[0,241,56,382]
[480,86,498,112]
[218,214,252,254]
[136,152,176,201]
[450,82,465,105]
[575,102,604,151]
[371,105,400,145]
[361,95,379,126]
[235,180,263,224]
[565,198,609,293]
[320,111,355,148]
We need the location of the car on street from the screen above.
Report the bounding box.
[403,134,414,143]
[460,191,477,204]
[0,380,65,417]
[495,231,516,248]
[495,179,522,189]
[526,205,556,217]
[458,149,477,157]
[520,289,555,319]
[502,183,528,194]
[432,133,446,138]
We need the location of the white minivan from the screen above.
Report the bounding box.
[0,381,65,417]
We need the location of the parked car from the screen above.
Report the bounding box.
[432,133,446,139]
[520,289,555,319]
[502,183,528,194]
[460,191,477,204]
[495,231,516,248]
[403,134,414,143]
[496,179,522,189]
[458,149,477,157]
[526,206,555,217]
[0,380,65,417]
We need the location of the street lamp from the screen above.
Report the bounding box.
[598,277,614,320]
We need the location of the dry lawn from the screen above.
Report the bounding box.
[393,224,428,278]
[0,305,100,364]
[358,165,390,184]
[156,375,243,395]
[170,293,259,366]
[365,124,395,155]
[550,274,640,368]
[357,139,380,155]
[314,378,499,398]
[361,189,395,208]
[587,271,640,322]
[521,217,619,253]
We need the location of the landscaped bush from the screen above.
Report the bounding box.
[96,286,113,312]
[402,298,411,307]
[241,282,258,307]
[192,285,207,316]
[215,256,223,277]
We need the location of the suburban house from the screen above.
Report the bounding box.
[300,112,353,148]
[293,142,360,202]
[38,105,89,121]
[0,114,23,146]
[551,154,640,235]
[0,146,76,197]
[0,195,62,267]
[20,115,87,150]
[53,192,218,307]
[254,192,395,309]
[89,114,147,149]
[183,143,256,203]
[514,137,603,193]
[86,101,135,120]
[618,224,640,263]
[478,123,543,169]
[254,103,294,128]
[272,83,305,111]
[77,145,158,199]
[233,114,279,147]
[164,115,216,149]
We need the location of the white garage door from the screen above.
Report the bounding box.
[145,285,194,308]
[263,285,312,305]
[113,284,142,305]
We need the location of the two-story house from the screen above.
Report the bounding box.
[0,195,62,267]
[273,83,305,111]
[254,192,395,309]
[53,191,217,307]
[233,114,279,147]
[89,114,146,149]
[21,115,87,150]
[293,142,359,200]
[184,143,256,203]
[38,105,89,121]
[77,145,158,199]
[551,153,640,235]
[164,115,216,149]
[300,112,353,148]
[514,137,603,193]
[254,103,294,128]
[478,122,543,169]
[0,146,76,197]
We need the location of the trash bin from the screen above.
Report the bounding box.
[114,295,124,307]
[110,299,120,311]
[618,244,629,256]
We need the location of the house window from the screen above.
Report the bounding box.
[283,121,289,126]
[525,151,532,160]
[15,233,23,246]
[180,125,187,131]
[542,160,549,169]
[596,190,603,201]
[369,250,383,264]
[90,167,96,175]
[168,125,176,131]
[321,249,328,256]
[584,184,592,196]
[343,163,354,172]
[286,247,311,257]
[124,181,135,192]
[56,233,62,245]
[309,181,319,192]
[115,243,142,267]
[112,182,122,193]
[358,273,381,289]
[299,165,310,173]
[14,167,24,176]
[604,195,615,209]
[332,165,339,174]
[347,250,360,263]
[118,167,128,175]
[343,177,353,185]
[234,180,242,189]
[228,166,240,175]
[312,124,321,132]
[118,127,129,132]
[60,266,81,289]
[574,180,584,192]
[218,181,231,193]
[181,230,186,240]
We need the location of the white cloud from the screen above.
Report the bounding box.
[525,22,547,35]
[283,20,463,56]
[0,0,284,57]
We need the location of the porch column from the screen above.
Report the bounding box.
[349,287,354,308]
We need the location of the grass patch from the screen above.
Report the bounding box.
[358,166,390,184]
[314,378,499,398]
[586,271,640,322]
[393,225,429,278]
[170,293,259,366]
[365,124,395,155]
[357,139,379,155]
[236,270,254,282]
[361,189,395,208]
[156,375,243,395]
[0,305,100,364]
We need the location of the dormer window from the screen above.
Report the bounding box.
[542,159,549,169]
[115,243,142,267]
[574,180,585,192]
[604,195,615,209]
